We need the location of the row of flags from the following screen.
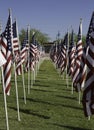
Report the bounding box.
[0,9,44,95]
[0,9,45,130]
[1,8,94,130]
[50,11,94,118]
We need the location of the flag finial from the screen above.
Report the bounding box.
[8,8,12,15]
[80,18,82,22]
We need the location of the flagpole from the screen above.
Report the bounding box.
[28,63,30,94]
[1,66,9,130]
[31,69,34,87]
[71,82,73,94]
[88,116,91,120]
[78,91,81,104]
[0,40,10,130]
[27,25,30,94]
[33,62,36,85]
[16,19,26,104]
[13,63,21,121]
[38,55,40,71]
[78,18,82,105]
[66,30,69,88]
[0,21,2,84]
[0,20,9,130]
[35,61,38,77]
[9,9,21,121]
[21,64,26,104]
[31,32,37,86]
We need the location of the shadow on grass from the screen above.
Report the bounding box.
[27,98,82,110]
[58,83,72,87]
[0,92,3,94]
[33,84,50,88]
[56,95,77,101]
[31,88,53,93]
[50,123,89,130]
[33,82,71,89]
[9,107,50,119]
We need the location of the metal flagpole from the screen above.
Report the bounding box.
[0,50,9,130]
[88,116,91,120]
[71,27,74,95]
[66,30,69,88]
[27,25,30,94]
[16,19,26,104]
[1,66,9,130]
[35,61,38,77]
[28,63,30,94]
[9,9,21,121]
[71,82,73,94]
[0,19,9,130]
[32,32,36,85]
[13,61,21,121]
[0,20,9,130]
[0,21,2,84]
[33,66,36,83]
[21,64,26,104]
[78,18,82,105]
[78,90,81,104]
[31,69,34,88]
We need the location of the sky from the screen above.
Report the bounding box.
[0,0,94,41]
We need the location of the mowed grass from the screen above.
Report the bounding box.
[0,59,94,130]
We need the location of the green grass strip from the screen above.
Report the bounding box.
[0,59,94,130]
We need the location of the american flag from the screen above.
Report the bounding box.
[50,43,57,63]
[30,32,37,57]
[24,27,30,72]
[56,44,62,69]
[29,32,38,71]
[77,46,87,90]
[20,27,29,65]
[12,20,19,55]
[12,20,22,75]
[76,15,94,91]
[82,11,94,117]
[0,38,6,66]
[1,10,13,94]
[51,43,58,65]
[0,37,7,60]
[20,40,27,64]
[72,20,83,92]
[60,33,68,74]
[68,29,75,77]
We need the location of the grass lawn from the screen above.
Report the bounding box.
[0,58,94,130]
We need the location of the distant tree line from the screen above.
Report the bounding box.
[56,33,86,46]
[19,28,51,45]
[19,28,86,46]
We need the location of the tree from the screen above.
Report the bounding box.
[19,29,26,43]
[55,33,86,47]
[74,34,86,45]
[19,28,51,45]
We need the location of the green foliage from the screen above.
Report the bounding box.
[74,34,86,45]
[82,35,86,45]
[19,28,51,45]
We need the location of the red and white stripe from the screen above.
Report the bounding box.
[60,44,67,74]
[82,32,94,117]
[4,50,12,94]
[69,47,75,77]
[13,37,19,55]
[0,37,7,58]
[72,38,83,91]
